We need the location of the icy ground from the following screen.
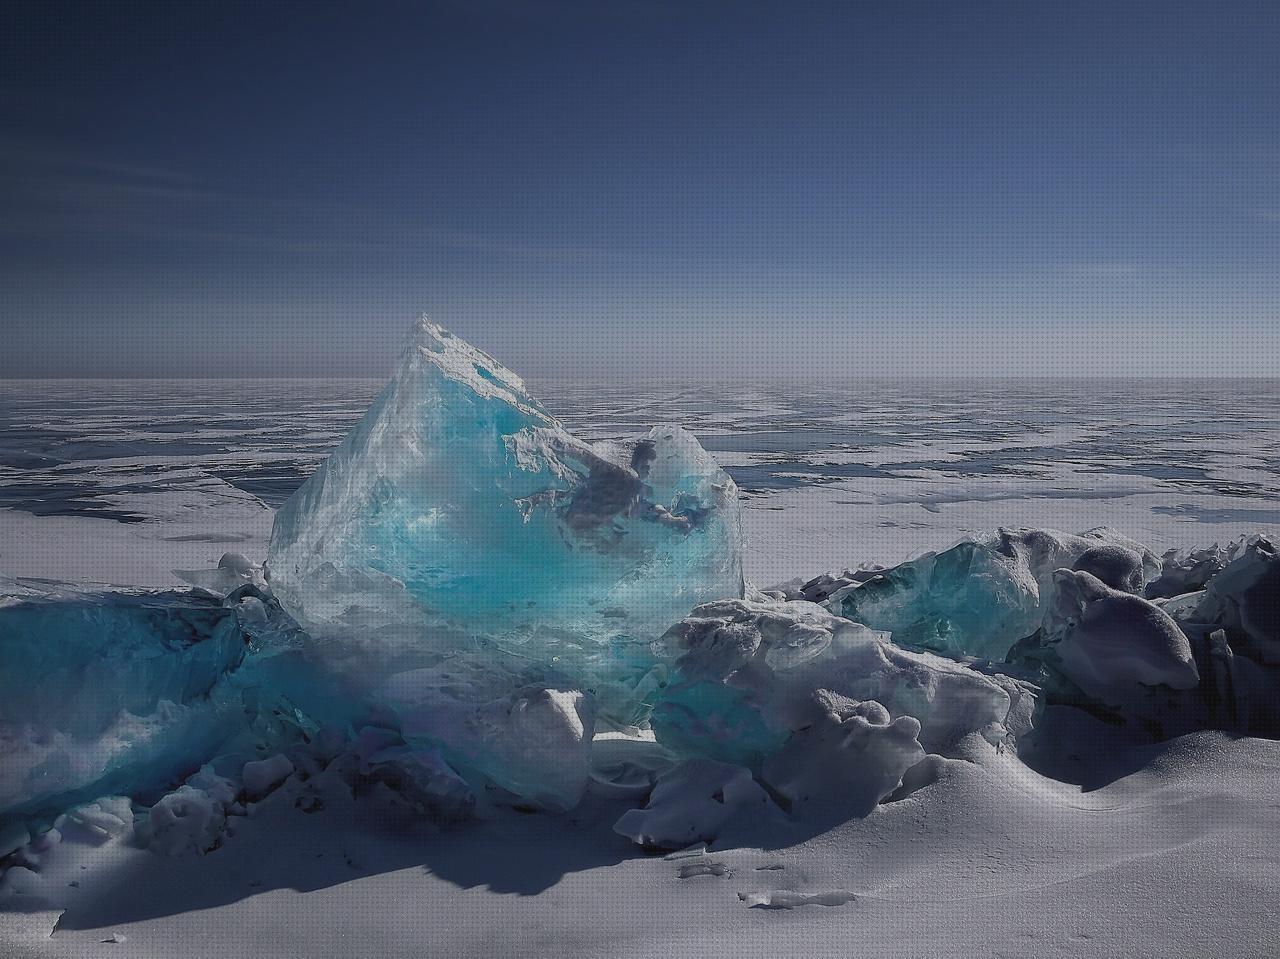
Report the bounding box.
[2,327,1279,958]
[1,374,1277,587]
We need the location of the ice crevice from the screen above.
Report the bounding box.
[4,317,1280,872]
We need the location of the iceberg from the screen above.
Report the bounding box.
[267,318,744,720]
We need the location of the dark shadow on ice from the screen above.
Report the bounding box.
[1015,704,1244,792]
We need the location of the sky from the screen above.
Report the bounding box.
[1,0,1278,378]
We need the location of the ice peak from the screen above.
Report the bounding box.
[405,315,550,424]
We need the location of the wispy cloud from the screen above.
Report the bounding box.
[0,136,612,262]
[0,136,198,185]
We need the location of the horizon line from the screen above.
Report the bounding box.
[2,373,1278,383]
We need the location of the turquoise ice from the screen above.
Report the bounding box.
[268,318,745,692]
[0,582,250,820]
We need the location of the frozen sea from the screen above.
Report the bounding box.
[1,377,1278,588]
[4,375,1280,959]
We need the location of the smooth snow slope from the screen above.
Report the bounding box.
[4,730,1277,959]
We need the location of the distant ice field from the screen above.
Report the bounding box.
[0,377,1277,587]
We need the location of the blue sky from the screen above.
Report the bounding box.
[2,0,1278,377]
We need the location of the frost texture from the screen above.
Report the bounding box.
[268,319,743,663]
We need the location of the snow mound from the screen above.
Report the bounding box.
[760,694,924,817]
[1046,569,1199,702]
[613,758,773,849]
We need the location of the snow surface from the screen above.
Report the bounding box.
[3,732,1278,958]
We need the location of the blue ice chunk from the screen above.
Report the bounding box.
[827,540,1042,661]
[0,581,250,820]
[267,318,744,722]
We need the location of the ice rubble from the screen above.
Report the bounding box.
[4,319,1280,871]
[1043,569,1199,703]
[825,527,1157,661]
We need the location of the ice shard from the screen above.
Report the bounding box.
[0,581,250,819]
[268,319,744,680]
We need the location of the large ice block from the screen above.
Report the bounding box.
[0,581,250,819]
[267,319,745,695]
